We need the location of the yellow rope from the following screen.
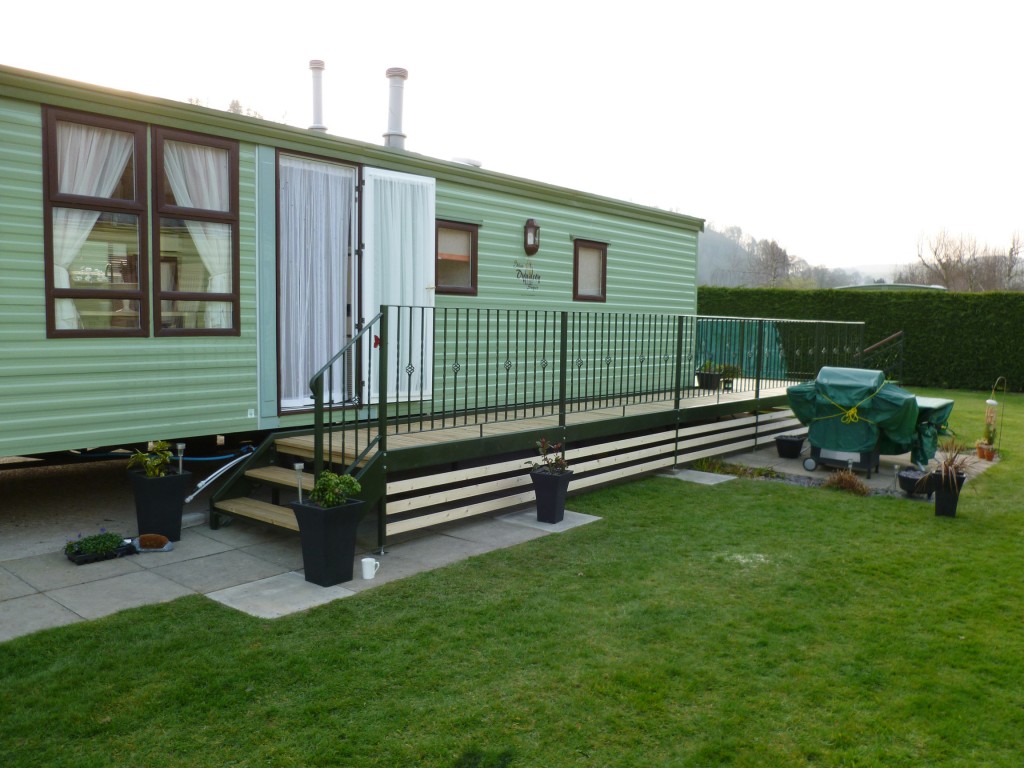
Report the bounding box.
[811,381,888,426]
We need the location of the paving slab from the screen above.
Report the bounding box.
[240,537,305,571]
[495,508,602,533]
[129,527,234,569]
[440,516,550,547]
[149,549,290,594]
[0,594,82,642]
[199,519,294,548]
[0,565,37,601]
[206,571,355,619]
[4,550,145,592]
[662,468,738,486]
[47,570,194,620]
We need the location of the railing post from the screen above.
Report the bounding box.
[558,311,568,428]
[673,315,685,411]
[377,306,389,457]
[312,376,324,478]
[754,319,765,402]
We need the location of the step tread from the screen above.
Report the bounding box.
[214,497,298,531]
[246,465,313,490]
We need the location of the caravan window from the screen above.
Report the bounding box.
[42,111,239,337]
[573,239,607,302]
[153,129,239,335]
[435,220,478,295]
[43,109,148,336]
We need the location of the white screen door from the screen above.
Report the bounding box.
[361,167,436,403]
[278,155,358,409]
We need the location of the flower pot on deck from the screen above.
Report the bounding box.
[696,372,722,391]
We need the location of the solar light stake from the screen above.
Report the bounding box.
[176,443,186,475]
[294,462,305,504]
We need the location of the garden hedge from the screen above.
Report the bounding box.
[697,287,1022,392]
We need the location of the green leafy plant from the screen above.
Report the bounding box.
[308,470,362,507]
[526,437,569,474]
[697,359,723,373]
[64,529,126,557]
[719,364,743,379]
[127,440,173,478]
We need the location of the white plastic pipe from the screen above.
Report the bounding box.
[383,67,408,148]
[309,60,327,132]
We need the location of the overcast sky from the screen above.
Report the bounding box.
[6,0,1022,270]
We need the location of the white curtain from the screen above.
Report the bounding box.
[278,155,356,408]
[361,168,436,403]
[162,140,232,328]
[53,122,133,329]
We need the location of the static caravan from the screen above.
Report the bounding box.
[0,64,705,461]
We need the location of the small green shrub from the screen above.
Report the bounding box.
[309,470,361,507]
[127,440,173,478]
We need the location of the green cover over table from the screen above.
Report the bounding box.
[787,367,952,466]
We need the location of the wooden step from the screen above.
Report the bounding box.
[214,498,298,531]
[245,465,313,491]
[274,434,375,465]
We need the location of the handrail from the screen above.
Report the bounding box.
[861,330,904,356]
[310,312,383,478]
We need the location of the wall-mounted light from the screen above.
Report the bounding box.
[524,218,540,256]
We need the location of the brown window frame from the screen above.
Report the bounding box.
[435,219,479,296]
[42,108,148,338]
[152,127,240,336]
[573,238,607,302]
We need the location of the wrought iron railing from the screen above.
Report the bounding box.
[308,307,865,476]
[855,330,905,383]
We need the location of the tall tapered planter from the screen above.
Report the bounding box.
[530,470,573,524]
[290,499,366,586]
[130,470,192,541]
[932,471,966,517]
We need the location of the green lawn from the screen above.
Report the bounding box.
[2,388,1022,767]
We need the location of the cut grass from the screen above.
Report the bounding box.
[1,389,1022,766]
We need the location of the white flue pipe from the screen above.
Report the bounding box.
[384,67,409,149]
[309,60,327,132]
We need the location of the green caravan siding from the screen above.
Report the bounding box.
[426,182,700,413]
[435,180,699,315]
[0,94,260,457]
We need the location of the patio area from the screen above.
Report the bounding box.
[0,459,599,644]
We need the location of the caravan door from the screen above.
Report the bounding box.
[360,168,436,403]
[278,155,358,410]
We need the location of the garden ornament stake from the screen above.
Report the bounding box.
[988,376,1007,454]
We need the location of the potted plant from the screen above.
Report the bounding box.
[719,364,742,392]
[931,438,974,517]
[289,470,365,587]
[774,433,805,459]
[64,529,135,565]
[127,441,191,541]
[696,360,723,391]
[897,468,934,499]
[526,437,573,523]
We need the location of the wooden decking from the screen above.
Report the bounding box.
[278,380,793,465]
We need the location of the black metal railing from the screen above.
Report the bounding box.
[308,307,865,475]
[856,330,905,383]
